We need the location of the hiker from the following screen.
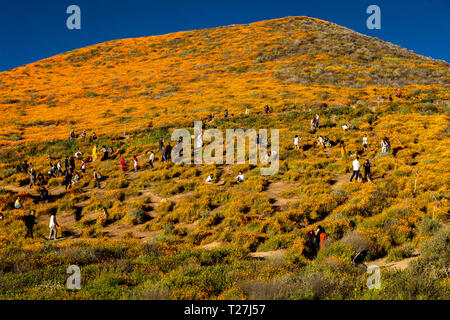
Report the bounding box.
[101,207,108,219]
[363,134,368,152]
[22,161,29,174]
[264,105,269,114]
[37,173,45,186]
[165,143,172,162]
[310,117,317,133]
[16,163,22,173]
[64,169,72,190]
[318,136,324,149]
[395,88,402,98]
[245,107,250,115]
[92,145,98,162]
[40,187,49,202]
[64,157,69,171]
[91,132,97,140]
[205,174,214,184]
[56,161,62,177]
[235,171,245,183]
[158,138,164,153]
[381,138,387,153]
[294,135,300,150]
[120,157,127,172]
[101,146,109,161]
[148,151,155,168]
[93,170,101,188]
[315,226,326,251]
[133,155,139,172]
[224,109,228,118]
[81,130,86,139]
[315,114,320,128]
[389,95,393,102]
[350,157,361,182]
[363,159,374,182]
[29,167,36,188]
[48,164,56,178]
[71,172,80,185]
[48,213,59,240]
[23,210,37,239]
[80,160,86,174]
[108,147,113,158]
[70,129,75,141]
[385,137,391,152]
[340,140,347,159]
[342,124,349,131]
[161,146,167,162]
[15,197,24,209]
[323,137,331,148]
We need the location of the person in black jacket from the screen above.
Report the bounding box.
[23,210,37,239]
[164,143,172,162]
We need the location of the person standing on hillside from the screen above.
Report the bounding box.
[64,169,72,190]
[120,157,127,173]
[294,135,300,150]
[315,114,320,128]
[56,160,62,177]
[14,197,24,209]
[93,170,101,188]
[362,134,368,152]
[29,167,36,189]
[148,151,155,168]
[350,157,361,182]
[92,145,98,162]
[363,159,374,182]
[165,143,172,162]
[133,155,139,172]
[340,140,347,159]
[264,105,269,114]
[310,117,317,133]
[48,213,59,240]
[23,210,37,240]
[69,156,76,172]
[158,138,164,153]
[224,109,228,118]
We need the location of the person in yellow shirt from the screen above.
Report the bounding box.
[92,145,98,162]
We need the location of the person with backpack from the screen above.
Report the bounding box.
[350,157,361,182]
[48,213,59,240]
[363,159,374,182]
[23,210,37,239]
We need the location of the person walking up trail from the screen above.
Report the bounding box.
[48,213,59,240]
[29,167,36,188]
[158,138,164,153]
[120,157,127,173]
[340,140,347,159]
[23,210,37,239]
[350,157,361,182]
[92,145,98,162]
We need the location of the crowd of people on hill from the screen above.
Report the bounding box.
[5,91,403,242]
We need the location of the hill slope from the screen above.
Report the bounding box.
[0,16,448,146]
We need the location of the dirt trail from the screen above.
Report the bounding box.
[250,249,286,261]
[367,254,420,271]
[265,181,300,211]
[330,173,352,190]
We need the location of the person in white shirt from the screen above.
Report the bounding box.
[48,213,59,240]
[342,124,349,131]
[350,157,361,182]
[235,172,245,183]
[149,151,155,168]
[294,135,300,150]
[362,135,368,152]
[205,174,214,184]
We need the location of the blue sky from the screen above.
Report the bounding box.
[1,0,449,71]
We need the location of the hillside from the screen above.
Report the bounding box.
[0,16,449,300]
[0,16,448,146]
